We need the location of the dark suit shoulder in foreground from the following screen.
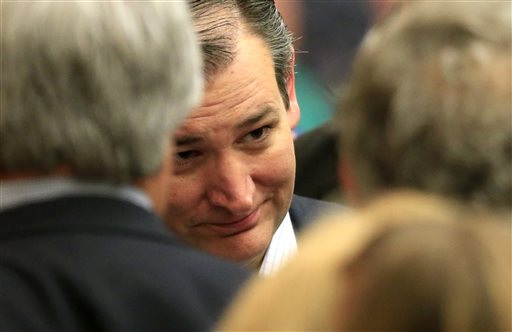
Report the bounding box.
[0,196,249,332]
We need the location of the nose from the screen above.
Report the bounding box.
[206,153,255,215]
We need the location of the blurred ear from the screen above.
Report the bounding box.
[286,51,300,129]
[135,142,173,217]
[338,154,359,206]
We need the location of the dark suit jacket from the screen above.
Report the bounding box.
[294,123,341,201]
[289,194,345,233]
[0,195,249,332]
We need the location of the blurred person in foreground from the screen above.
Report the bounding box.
[0,2,249,331]
[218,191,511,331]
[164,0,343,276]
[337,1,511,210]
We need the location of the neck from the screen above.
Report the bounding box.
[0,166,73,181]
[243,252,265,272]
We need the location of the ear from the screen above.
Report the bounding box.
[135,142,173,217]
[338,154,360,206]
[286,50,300,129]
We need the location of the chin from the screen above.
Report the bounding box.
[220,247,263,265]
[209,240,268,269]
[192,219,275,267]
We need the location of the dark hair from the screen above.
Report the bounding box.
[189,0,293,109]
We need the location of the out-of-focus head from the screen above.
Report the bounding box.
[217,191,511,331]
[164,0,300,270]
[336,2,512,209]
[1,1,202,184]
[337,196,511,331]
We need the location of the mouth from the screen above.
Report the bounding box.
[202,207,261,237]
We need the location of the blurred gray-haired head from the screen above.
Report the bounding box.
[336,2,512,209]
[1,1,202,182]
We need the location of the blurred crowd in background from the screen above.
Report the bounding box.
[277,0,395,134]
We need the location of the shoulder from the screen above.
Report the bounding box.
[0,197,251,331]
[289,194,347,232]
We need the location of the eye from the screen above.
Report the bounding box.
[245,126,271,142]
[175,150,199,161]
[249,127,266,139]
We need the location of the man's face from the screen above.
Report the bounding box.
[165,32,299,268]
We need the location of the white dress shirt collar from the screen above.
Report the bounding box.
[259,212,297,276]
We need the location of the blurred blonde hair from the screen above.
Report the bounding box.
[217,191,511,331]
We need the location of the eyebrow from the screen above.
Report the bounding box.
[175,106,279,147]
[236,106,278,130]
[175,135,202,146]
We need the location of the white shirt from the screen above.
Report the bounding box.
[0,176,152,212]
[259,212,297,276]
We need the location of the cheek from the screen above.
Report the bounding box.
[164,177,202,234]
[257,137,296,187]
[166,176,201,213]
